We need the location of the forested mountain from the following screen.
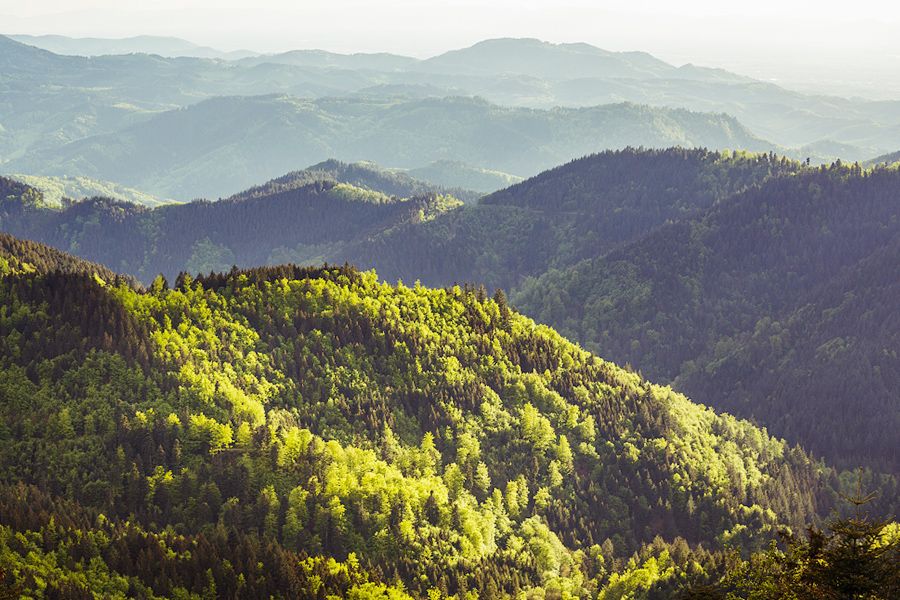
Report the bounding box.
[0,235,834,597]
[0,148,792,285]
[9,94,769,199]
[343,149,803,289]
[4,149,898,479]
[233,159,482,203]
[513,163,900,473]
[0,176,41,207]
[675,238,900,475]
[0,176,461,280]
[0,232,127,281]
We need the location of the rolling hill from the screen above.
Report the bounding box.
[407,160,523,194]
[1,149,792,285]
[8,173,173,207]
[233,158,482,203]
[9,94,772,199]
[0,174,462,280]
[0,233,831,597]
[4,150,898,479]
[341,148,803,289]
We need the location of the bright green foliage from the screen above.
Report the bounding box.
[598,550,675,600]
[0,239,832,597]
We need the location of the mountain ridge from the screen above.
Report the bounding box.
[4,32,899,179]
[0,231,832,597]
[9,94,772,199]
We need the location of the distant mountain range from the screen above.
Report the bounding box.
[10,93,768,199]
[8,33,257,60]
[416,38,751,83]
[3,34,900,199]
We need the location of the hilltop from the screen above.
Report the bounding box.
[0,174,462,280]
[8,173,173,207]
[0,234,829,597]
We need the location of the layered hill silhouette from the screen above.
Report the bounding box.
[9,33,257,59]
[341,148,802,289]
[229,158,481,203]
[4,34,900,200]
[9,93,769,199]
[0,172,461,279]
[407,160,523,194]
[4,148,897,479]
[1,149,791,283]
[6,173,173,207]
[0,233,830,597]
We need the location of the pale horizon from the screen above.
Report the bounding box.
[3,0,899,98]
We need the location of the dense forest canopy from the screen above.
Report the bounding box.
[2,21,900,597]
[0,235,840,597]
[3,148,899,481]
[513,161,900,474]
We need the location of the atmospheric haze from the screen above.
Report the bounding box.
[2,0,899,98]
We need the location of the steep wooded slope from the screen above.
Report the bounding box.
[514,164,900,472]
[0,237,830,597]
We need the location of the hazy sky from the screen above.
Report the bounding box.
[3,0,899,95]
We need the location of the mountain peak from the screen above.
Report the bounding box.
[421,36,673,79]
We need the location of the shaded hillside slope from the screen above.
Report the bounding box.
[514,163,900,472]
[3,149,793,287]
[344,148,802,289]
[0,178,460,280]
[675,237,900,473]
